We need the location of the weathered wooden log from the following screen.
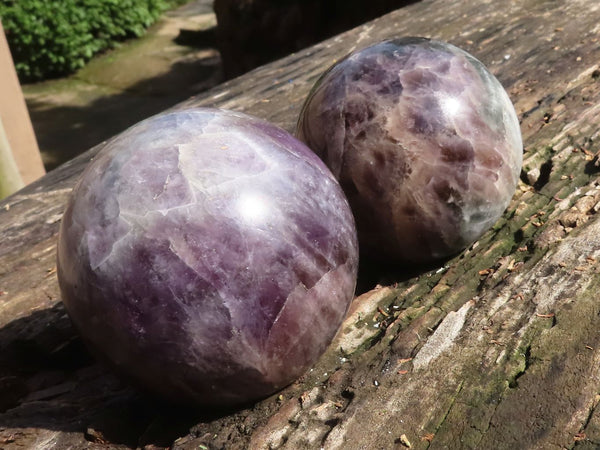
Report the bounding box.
[2,0,600,448]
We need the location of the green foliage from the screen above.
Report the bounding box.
[0,0,180,82]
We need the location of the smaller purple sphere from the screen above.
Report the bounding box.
[297,37,523,263]
[57,108,358,406]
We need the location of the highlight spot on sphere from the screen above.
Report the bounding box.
[297,37,523,264]
[57,108,359,407]
[237,192,269,224]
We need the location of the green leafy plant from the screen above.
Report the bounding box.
[0,0,184,82]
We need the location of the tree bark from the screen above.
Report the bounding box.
[2,0,600,448]
[213,0,418,77]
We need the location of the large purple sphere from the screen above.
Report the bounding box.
[297,37,523,263]
[57,108,358,406]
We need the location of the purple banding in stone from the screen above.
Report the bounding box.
[297,37,523,263]
[57,108,359,406]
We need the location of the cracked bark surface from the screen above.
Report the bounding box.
[2,0,600,448]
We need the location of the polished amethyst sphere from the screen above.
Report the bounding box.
[297,37,523,263]
[57,108,358,406]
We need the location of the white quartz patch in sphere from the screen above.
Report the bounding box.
[297,37,523,263]
[57,108,359,406]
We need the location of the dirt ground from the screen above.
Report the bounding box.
[23,0,222,171]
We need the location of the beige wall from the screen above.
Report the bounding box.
[0,20,45,185]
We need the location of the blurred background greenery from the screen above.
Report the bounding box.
[0,0,188,82]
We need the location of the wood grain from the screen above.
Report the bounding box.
[2,0,600,448]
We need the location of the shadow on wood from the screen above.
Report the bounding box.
[2,0,600,448]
